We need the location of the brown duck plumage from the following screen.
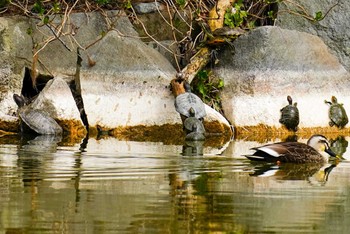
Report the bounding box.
[245,135,337,163]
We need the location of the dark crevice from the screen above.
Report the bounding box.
[69,48,89,130]
[21,67,53,100]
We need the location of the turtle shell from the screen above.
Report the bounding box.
[185,131,205,141]
[175,93,206,119]
[183,117,205,134]
[14,94,62,135]
[329,103,348,128]
[19,107,63,135]
[279,103,299,131]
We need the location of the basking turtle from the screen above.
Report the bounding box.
[325,96,348,129]
[174,84,206,123]
[183,108,206,133]
[183,108,205,141]
[13,94,63,135]
[279,95,299,132]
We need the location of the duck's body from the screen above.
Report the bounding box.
[245,135,336,163]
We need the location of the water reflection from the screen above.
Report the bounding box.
[330,135,348,157]
[0,134,350,233]
[250,161,338,185]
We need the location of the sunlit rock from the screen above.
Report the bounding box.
[215,26,350,129]
[30,76,86,136]
[0,11,231,137]
[276,0,350,71]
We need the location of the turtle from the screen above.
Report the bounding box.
[183,108,205,141]
[174,83,206,124]
[279,95,299,132]
[325,96,348,129]
[185,126,206,141]
[13,94,63,135]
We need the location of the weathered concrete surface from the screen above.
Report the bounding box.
[276,0,350,71]
[0,11,232,138]
[215,26,350,129]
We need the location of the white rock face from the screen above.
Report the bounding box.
[31,76,83,124]
[216,26,350,128]
[0,12,231,134]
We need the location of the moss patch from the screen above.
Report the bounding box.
[235,124,350,142]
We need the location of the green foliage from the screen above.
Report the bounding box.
[176,0,187,8]
[95,0,109,6]
[123,0,132,9]
[224,1,248,28]
[192,70,224,112]
[0,0,9,9]
[32,1,45,15]
[52,2,61,13]
[314,11,323,21]
[26,27,33,36]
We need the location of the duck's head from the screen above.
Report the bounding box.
[307,135,337,159]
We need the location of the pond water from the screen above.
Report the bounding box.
[1,134,350,233]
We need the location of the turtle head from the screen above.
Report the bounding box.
[183,80,191,92]
[13,94,26,108]
[287,95,293,105]
[331,96,338,104]
[189,107,196,117]
[176,72,184,80]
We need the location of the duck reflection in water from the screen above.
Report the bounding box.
[250,162,338,184]
[245,134,342,184]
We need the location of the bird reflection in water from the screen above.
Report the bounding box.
[249,161,339,185]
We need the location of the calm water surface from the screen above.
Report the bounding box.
[1,134,350,233]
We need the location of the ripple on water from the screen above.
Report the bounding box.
[0,136,350,233]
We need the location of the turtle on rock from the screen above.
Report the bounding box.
[13,94,63,135]
[183,107,206,141]
[171,74,206,123]
[279,95,299,132]
[325,96,348,129]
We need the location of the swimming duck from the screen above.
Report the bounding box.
[245,135,337,163]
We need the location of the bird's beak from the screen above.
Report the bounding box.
[325,147,337,158]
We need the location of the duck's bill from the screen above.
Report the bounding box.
[325,148,337,157]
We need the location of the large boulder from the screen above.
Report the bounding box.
[0,11,232,138]
[215,26,350,129]
[29,77,86,136]
[276,0,350,72]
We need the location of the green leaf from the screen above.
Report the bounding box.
[32,1,45,15]
[43,15,49,24]
[314,11,323,21]
[176,0,186,8]
[197,83,207,97]
[217,79,224,89]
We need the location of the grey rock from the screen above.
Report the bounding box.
[215,26,350,128]
[133,2,163,14]
[276,0,350,71]
[0,11,231,136]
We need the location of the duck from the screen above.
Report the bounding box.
[245,135,337,163]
